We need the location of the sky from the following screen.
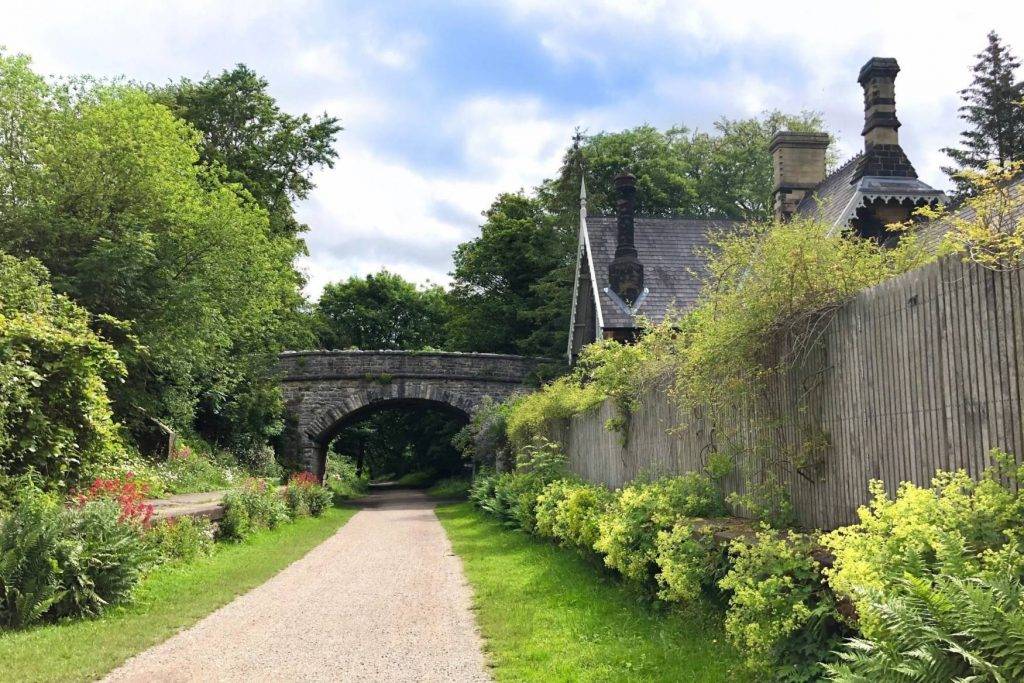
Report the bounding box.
[3,1,1023,297]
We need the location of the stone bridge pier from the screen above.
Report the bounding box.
[277,350,545,477]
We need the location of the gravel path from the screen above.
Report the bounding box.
[105,488,491,682]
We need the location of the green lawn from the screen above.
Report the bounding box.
[0,506,356,683]
[437,503,747,682]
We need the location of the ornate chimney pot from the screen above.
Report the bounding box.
[608,171,644,305]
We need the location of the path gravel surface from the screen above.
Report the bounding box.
[105,488,491,682]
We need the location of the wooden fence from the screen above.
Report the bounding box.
[550,255,1024,530]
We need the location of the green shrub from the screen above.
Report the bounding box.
[822,463,1024,638]
[534,479,576,539]
[468,471,498,508]
[552,481,614,551]
[0,488,66,628]
[50,497,153,621]
[718,530,841,681]
[324,455,367,501]
[594,474,725,583]
[0,252,126,491]
[826,574,1024,682]
[155,445,236,494]
[453,398,513,469]
[233,441,282,479]
[145,515,214,563]
[654,523,727,604]
[0,487,152,628]
[219,479,288,540]
[500,439,569,533]
[283,473,332,518]
[426,477,470,499]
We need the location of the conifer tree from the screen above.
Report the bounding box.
[943,31,1024,195]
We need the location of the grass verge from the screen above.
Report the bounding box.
[436,502,747,682]
[0,506,357,683]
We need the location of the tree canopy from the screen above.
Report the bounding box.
[0,52,322,451]
[447,112,829,358]
[152,64,342,241]
[943,31,1024,195]
[316,270,450,351]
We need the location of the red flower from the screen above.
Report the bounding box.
[289,472,318,488]
[75,474,154,526]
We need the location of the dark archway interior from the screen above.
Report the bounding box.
[318,399,470,482]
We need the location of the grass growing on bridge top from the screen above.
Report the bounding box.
[0,506,356,683]
[436,502,746,682]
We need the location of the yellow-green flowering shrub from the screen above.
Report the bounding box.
[823,457,1024,638]
[594,474,725,583]
[552,481,614,551]
[534,479,576,539]
[718,530,841,681]
[654,524,725,604]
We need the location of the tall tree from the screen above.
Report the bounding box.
[0,52,309,450]
[316,270,450,350]
[447,192,572,356]
[448,112,828,358]
[152,65,342,241]
[943,31,1024,195]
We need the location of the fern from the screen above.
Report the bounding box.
[826,575,1024,682]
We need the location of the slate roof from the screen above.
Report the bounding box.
[796,153,946,229]
[585,216,740,328]
[916,173,1024,251]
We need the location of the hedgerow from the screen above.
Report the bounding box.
[468,446,1024,681]
[595,474,726,583]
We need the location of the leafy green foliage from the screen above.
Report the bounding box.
[719,531,841,681]
[0,51,315,452]
[218,479,289,540]
[942,31,1024,196]
[594,474,726,583]
[0,252,125,490]
[0,488,151,628]
[655,524,728,604]
[315,270,449,350]
[152,64,341,240]
[447,192,573,357]
[144,516,214,563]
[453,397,514,469]
[283,473,332,518]
[822,459,1024,637]
[482,439,568,532]
[0,488,67,628]
[323,454,368,501]
[550,481,615,552]
[826,574,1024,682]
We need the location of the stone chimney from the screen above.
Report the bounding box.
[853,57,917,180]
[769,131,829,221]
[607,171,644,305]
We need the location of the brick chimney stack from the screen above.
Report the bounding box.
[769,131,829,221]
[608,171,644,305]
[853,57,917,180]
[858,57,901,146]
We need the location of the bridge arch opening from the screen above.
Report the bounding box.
[315,398,471,483]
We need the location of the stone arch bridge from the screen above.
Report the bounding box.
[277,350,546,476]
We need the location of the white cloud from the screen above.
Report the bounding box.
[4,0,1024,300]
